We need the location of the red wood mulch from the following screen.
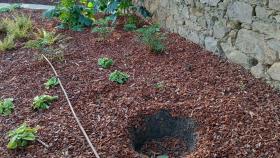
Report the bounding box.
[0,0,57,5]
[1,9,280,158]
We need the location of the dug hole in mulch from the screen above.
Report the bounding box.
[0,9,280,158]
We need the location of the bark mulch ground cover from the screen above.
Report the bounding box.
[0,0,57,5]
[1,9,280,158]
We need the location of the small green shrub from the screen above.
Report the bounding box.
[25,29,63,49]
[154,82,164,89]
[32,95,58,110]
[0,3,21,13]
[109,70,129,84]
[7,123,39,149]
[136,24,166,53]
[0,98,14,116]
[92,18,114,39]
[44,76,59,89]
[3,15,33,39]
[0,35,15,51]
[98,57,114,69]
[123,23,137,32]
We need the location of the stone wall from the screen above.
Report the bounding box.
[134,0,280,88]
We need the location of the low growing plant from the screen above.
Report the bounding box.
[98,57,113,69]
[32,95,58,110]
[123,23,137,32]
[0,98,14,116]
[0,35,15,51]
[92,18,114,39]
[7,123,39,149]
[136,24,166,53]
[3,15,33,39]
[109,70,129,84]
[25,29,63,49]
[44,76,59,89]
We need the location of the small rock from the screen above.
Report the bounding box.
[268,62,280,81]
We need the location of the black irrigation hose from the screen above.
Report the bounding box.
[42,54,100,158]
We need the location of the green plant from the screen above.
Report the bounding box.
[0,3,21,13]
[25,29,63,49]
[92,18,113,38]
[43,0,93,31]
[44,76,59,89]
[98,57,113,69]
[137,24,166,53]
[157,155,168,158]
[7,123,39,149]
[154,82,164,89]
[32,95,58,110]
[123,23,136,32]
[3,15,32,39]
[109,70,129,84]
[0,98,14,116]
[0,35,15,51]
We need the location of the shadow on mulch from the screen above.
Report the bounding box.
[128,110,197,157]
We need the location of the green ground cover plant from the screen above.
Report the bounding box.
[136,24,166,54]
[44,76,59,89]
[98,57,114,69]
[7,123,39,149]
[0,4,21,13]
[32,95,58,110]
[109,70,129,84]
[0,98,14,116]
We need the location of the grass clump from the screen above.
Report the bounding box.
[25,29,63,49]
[0,98,14,116]
[44,76,59,89]
[98,57,114,69]
[32,95,58,110]
[123,23,137,32]
[3,15,32,39]
[0,35,15,51]
[7,123,39,149]
[109,70,129,84]
[136,24,166,54]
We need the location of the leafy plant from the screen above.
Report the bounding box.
[157,155,169,158]
[3,15,33,39]
[123,23,136,31]
[0,98,14,116]
[25,29,63,49]
[7,123,39,149]
[43,0,94,31]
[92,18,114,38]
[44,76,59,89]
[32,95,58,110]
[0,3,21,13]
[154,82,164,89]
[109,70,129,84]
[98,57,114,69]
[0,35,15,51]
[136,24,166,53]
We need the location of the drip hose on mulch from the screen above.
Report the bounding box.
[42,54,100,158]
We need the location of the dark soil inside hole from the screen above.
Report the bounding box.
[129,110,197,157]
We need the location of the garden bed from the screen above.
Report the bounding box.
[1,9,280,158]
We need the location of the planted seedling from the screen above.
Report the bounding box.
[154,82,165,89]
[44,76,59,89]
[25,29,63,49]
[7,123,39,149]
[98,57,114,69]
[109,70,129,84]
[136,24,166,54]
[3,15,33,39]
[32,95,58,110]
[92,18,114,39]
[0,98,14,116]
[123,23,137,32]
